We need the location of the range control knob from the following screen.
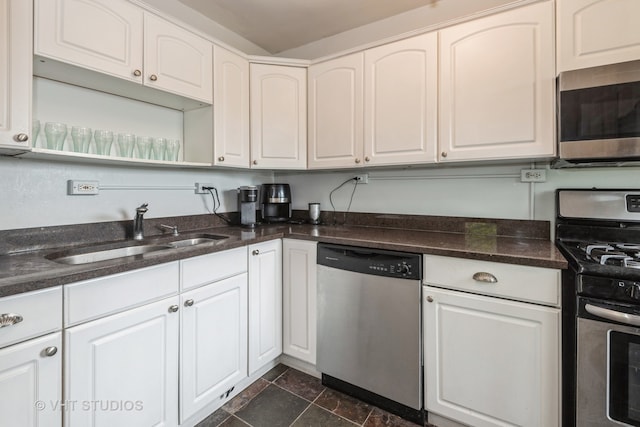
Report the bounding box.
[626,283,640,300]
[398,263,411,276]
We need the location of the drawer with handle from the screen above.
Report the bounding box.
[423,254,560,307]
[0,286,62,348]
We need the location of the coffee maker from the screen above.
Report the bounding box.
[237,186,258,228]
[260,184,292,223]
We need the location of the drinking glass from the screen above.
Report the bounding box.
[116,133,136,158]
[71,126,92,153]
[165,139,181,162]
[93,130,114,156]
[32,120,40,147]
[151,137,167,161]
[44,122,67,150]
[135,136,153,159]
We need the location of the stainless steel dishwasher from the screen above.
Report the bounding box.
[316,243,423,424]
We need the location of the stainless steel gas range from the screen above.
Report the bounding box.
[556,189,640,427]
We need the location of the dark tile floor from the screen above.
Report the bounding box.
[196,364,432,427]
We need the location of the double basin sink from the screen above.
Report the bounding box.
[46,233,229,265]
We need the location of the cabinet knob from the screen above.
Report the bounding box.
[168,305,179,313]
[13,133,28,143]
[133,69,142,77]
[355,158,361,164]
[441,151,448,158]
[0,313,24,328]
[149,74,158,81]
[252,249,260,256]
[472,272,498,283]
[364,156,370,162]
[44,346,58,357]
[252,160,258,165]
[426,296,434,303]
[184,299,194,307]
[218,156,225,162]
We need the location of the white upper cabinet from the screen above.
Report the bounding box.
[439,1,555,162]
[0,0,32,151]
[143,13,212,103]
[35,0,144,82]
[250,64,307,169]
[557,0,640,72]
[213,45,250,167]
[364,32,438,166]
[35,0,212,104]
[308,53,364,169]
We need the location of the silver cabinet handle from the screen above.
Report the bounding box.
[44,346,58,357]
[472,272,498,283]
[585,304,640,327]
[168,305,179,313]
[184,299,194,307]
[252,160,258,165]
[441,151,448,158]
[149,74,158,81]
[0,313,24,328]
[252,250,259,256]
[133,69,142,77]
[218,156,225,162]
[426,296,434,303]
[355,158,361,164]
[364,156,370,162]
[14,133,29,142]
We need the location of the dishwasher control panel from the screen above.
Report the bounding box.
[317,243,422,280]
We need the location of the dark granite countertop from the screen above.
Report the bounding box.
[0,213,567,298]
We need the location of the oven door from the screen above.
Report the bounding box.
[577,297,640,426]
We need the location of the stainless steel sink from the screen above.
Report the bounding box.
[167,237,222,248]
[46,233,230,265]
[49,244,172,265]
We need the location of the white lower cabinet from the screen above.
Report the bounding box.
[0,332,62,427]
[180,273,248,424]
[282,239,317,364]
[423,255,560,427]
[0,286,63,427]
[248,240,283,374]
[65,296,180,427]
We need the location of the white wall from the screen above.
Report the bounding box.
[275,163,640,224]
[1,156,271,230]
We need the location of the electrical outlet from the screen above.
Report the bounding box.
[355,174,369,184]
[67,180,99,195]
[520,169,547,182]
[195,182,215,194]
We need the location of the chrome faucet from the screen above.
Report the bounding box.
[133,203,148,241]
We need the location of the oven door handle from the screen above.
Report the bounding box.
[585,303,640,327]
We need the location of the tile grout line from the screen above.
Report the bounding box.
[287,401,313,426]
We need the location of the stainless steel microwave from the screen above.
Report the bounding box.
[558,60,640,162]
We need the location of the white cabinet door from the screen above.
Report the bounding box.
[282,239,317,364]
[0,332,62,427]
[558,0,640,72]
[308,53,364,169]
[250,64,307,169]
[0,0,32,151]
[248,240,283,374]
[213,45,250,167]
[144,13,212,103]
[65,297,179,427]
[34,0,144,83]
[364,32,438,166]
[424,286,560,427]
[180,273,248,424]
[439,1,555,162]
